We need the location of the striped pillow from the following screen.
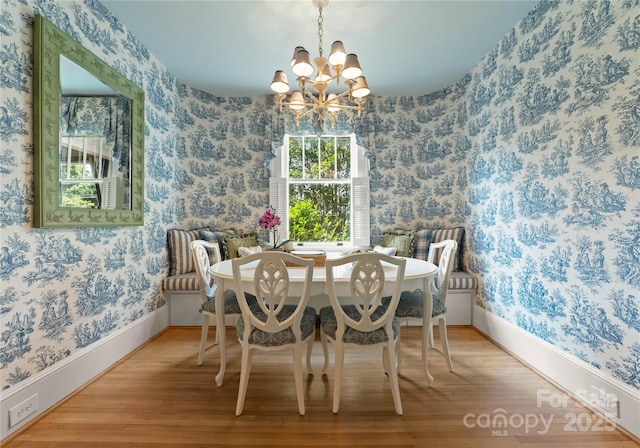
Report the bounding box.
[431,227,464,271]
[167,228,209,276]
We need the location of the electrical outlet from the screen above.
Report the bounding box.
[590,386,620,418]
[8,393,39,427]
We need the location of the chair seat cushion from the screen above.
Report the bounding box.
[236,305,317,347]
[201,289,255,316]
[394,289,446,318]
[319,305,399,345]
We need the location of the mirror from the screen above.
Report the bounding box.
[33,14,144,227]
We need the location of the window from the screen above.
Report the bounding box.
[59,134,126,209]
[270,134,370,249]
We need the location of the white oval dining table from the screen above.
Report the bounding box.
[209,255,438,387]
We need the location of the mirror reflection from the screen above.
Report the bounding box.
[59,56,132,210]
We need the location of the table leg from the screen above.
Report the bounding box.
[214,280,227,387]
[422,278,434,387]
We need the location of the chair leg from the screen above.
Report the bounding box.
[387,339,403,415]
[292,346,306,416]
[332,345,344,414]
[396,336,403,374]
[213,322,220,345]
[320,328,330,375]
[197,314,210,366]
[438,316,454,372]
[305,337,314,376]
[235,344,252,416]
[382,345,390,374]
[429,320,435,349]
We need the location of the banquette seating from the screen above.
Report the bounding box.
[163,226,478,327]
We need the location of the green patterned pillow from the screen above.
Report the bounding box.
[380,230,415,258]
[222,232,259,259]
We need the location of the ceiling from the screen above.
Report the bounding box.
[100,0,539,98]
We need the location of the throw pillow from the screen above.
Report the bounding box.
[431,227,464,271]
[222,232,259,259]
[200,229,235,263]
[167,227,210,276]
[413,229,433,261]
[238,245,263,257]
[380,230,415,258]
[373,245,396,256]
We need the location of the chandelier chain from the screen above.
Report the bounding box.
[317,6,324,57]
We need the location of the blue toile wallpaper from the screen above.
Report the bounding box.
[1,0,639,399]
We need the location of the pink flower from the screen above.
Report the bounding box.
[258,207,281,230]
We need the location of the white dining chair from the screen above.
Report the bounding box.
[395,239,458,373]
[231,251,316,416]
[320,252,407,415]
[191,240,243,366]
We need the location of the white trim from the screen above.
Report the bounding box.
[0,307,169,441]
[472,304,640,440]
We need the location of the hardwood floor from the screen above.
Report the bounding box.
[3,326,638,447]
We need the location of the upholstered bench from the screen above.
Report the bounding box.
[163,273,202,326]
[163,227,260,326]
[163,226,477,326]
[164,269,477,326]
[376,226,477,326]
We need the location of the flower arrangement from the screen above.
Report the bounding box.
[258,207,291,250]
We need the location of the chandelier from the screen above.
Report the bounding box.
[269,0,370,130]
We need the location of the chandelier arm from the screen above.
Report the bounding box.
[281,99,320,109]
[331,89,354,101]
[328,104,359,111]
[303,89,320,104]
[297,107,317,120]
[298,77,311,94]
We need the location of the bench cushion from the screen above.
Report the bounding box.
[164,272,198,291]
[164,270,477,293]
[449,271,477,290]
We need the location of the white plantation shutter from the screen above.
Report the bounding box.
[269,177,288,238]
[352,177,370,247]
[100,177,119,209]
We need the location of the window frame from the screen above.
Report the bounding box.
[270,133,370,252]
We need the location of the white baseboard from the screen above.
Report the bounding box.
[472,304,639,440]
[0,306,169,441]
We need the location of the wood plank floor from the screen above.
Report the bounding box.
[3,326,638,447]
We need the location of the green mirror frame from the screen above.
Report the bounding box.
[33,14,145,228]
